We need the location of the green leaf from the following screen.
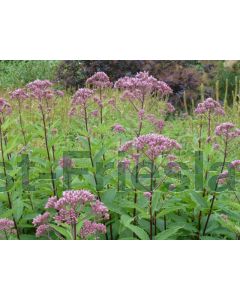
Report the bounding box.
[120,215,149,240]
[121,214,134,226]
[93,148,105,164]
[50,224,72,240]
[13,198,24,221]
[190,191,208,208]
[157,207,182,218]
[102,188,117,202]
[155,226,183,240]
[127,224,149,240]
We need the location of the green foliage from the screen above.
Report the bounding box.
[0,60,59,89]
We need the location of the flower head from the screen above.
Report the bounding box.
[10,88,28,100]
[0,98,12,115]
[115,71,172,98]
[26,80,53,100]
[32,212,50,226]
[195,98,225,116]
[229,160,240,171]
[215,122,240,140]
[71,88,94,106]
[55,90,64,97]
[86,72,112,89]
[91,200,109,220]
[91,110,99,117]
[45,196,58,209]
[143,192,152,199]
[0,218,14,232]
[54,190,95,225]
[80,220,106,239]
[36,224,50,237]
[112,124,125,133]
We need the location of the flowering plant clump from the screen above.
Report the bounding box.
[119,133,181,239]
[114,72,172,137]
[32,190,109,240]
[1,67,240,241]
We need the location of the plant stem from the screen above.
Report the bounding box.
[73,224,77,240]
[137,94,145,137]
[203,138,228,235]
[207,111,211,137]
[40,105,57,197]
[17,99,27,146]
[149,160,154,240]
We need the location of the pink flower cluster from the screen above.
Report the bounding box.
[115,71,172,98]
[195,98,225,116]
[0,98,12,115]
[215,122,240,139]
[120,134,181,160]
[108,98,116,107]
[33,212,50,226]
[230,160,240,171]
[86,72,112,88]
[91,109,99,117]
[32,212,50,237]
[0,218,14,232]
[112,124,125,133]
[71,88,94,106]
[26,80,54,100]
[10,88,28,100]
[217,170,229,185]
[54,190,95,225]
[143,192,152,199]
[91,199,109,220]
[27,79,53,90]
[93,96,103,108]
[36,224,50,237]
[80,220,106,239]
[26,80,64,101]
[45,196,58,209]
[146,114,165,132]
[33,190,109,239]
[55,90,64,97]
[167,161,181,172]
